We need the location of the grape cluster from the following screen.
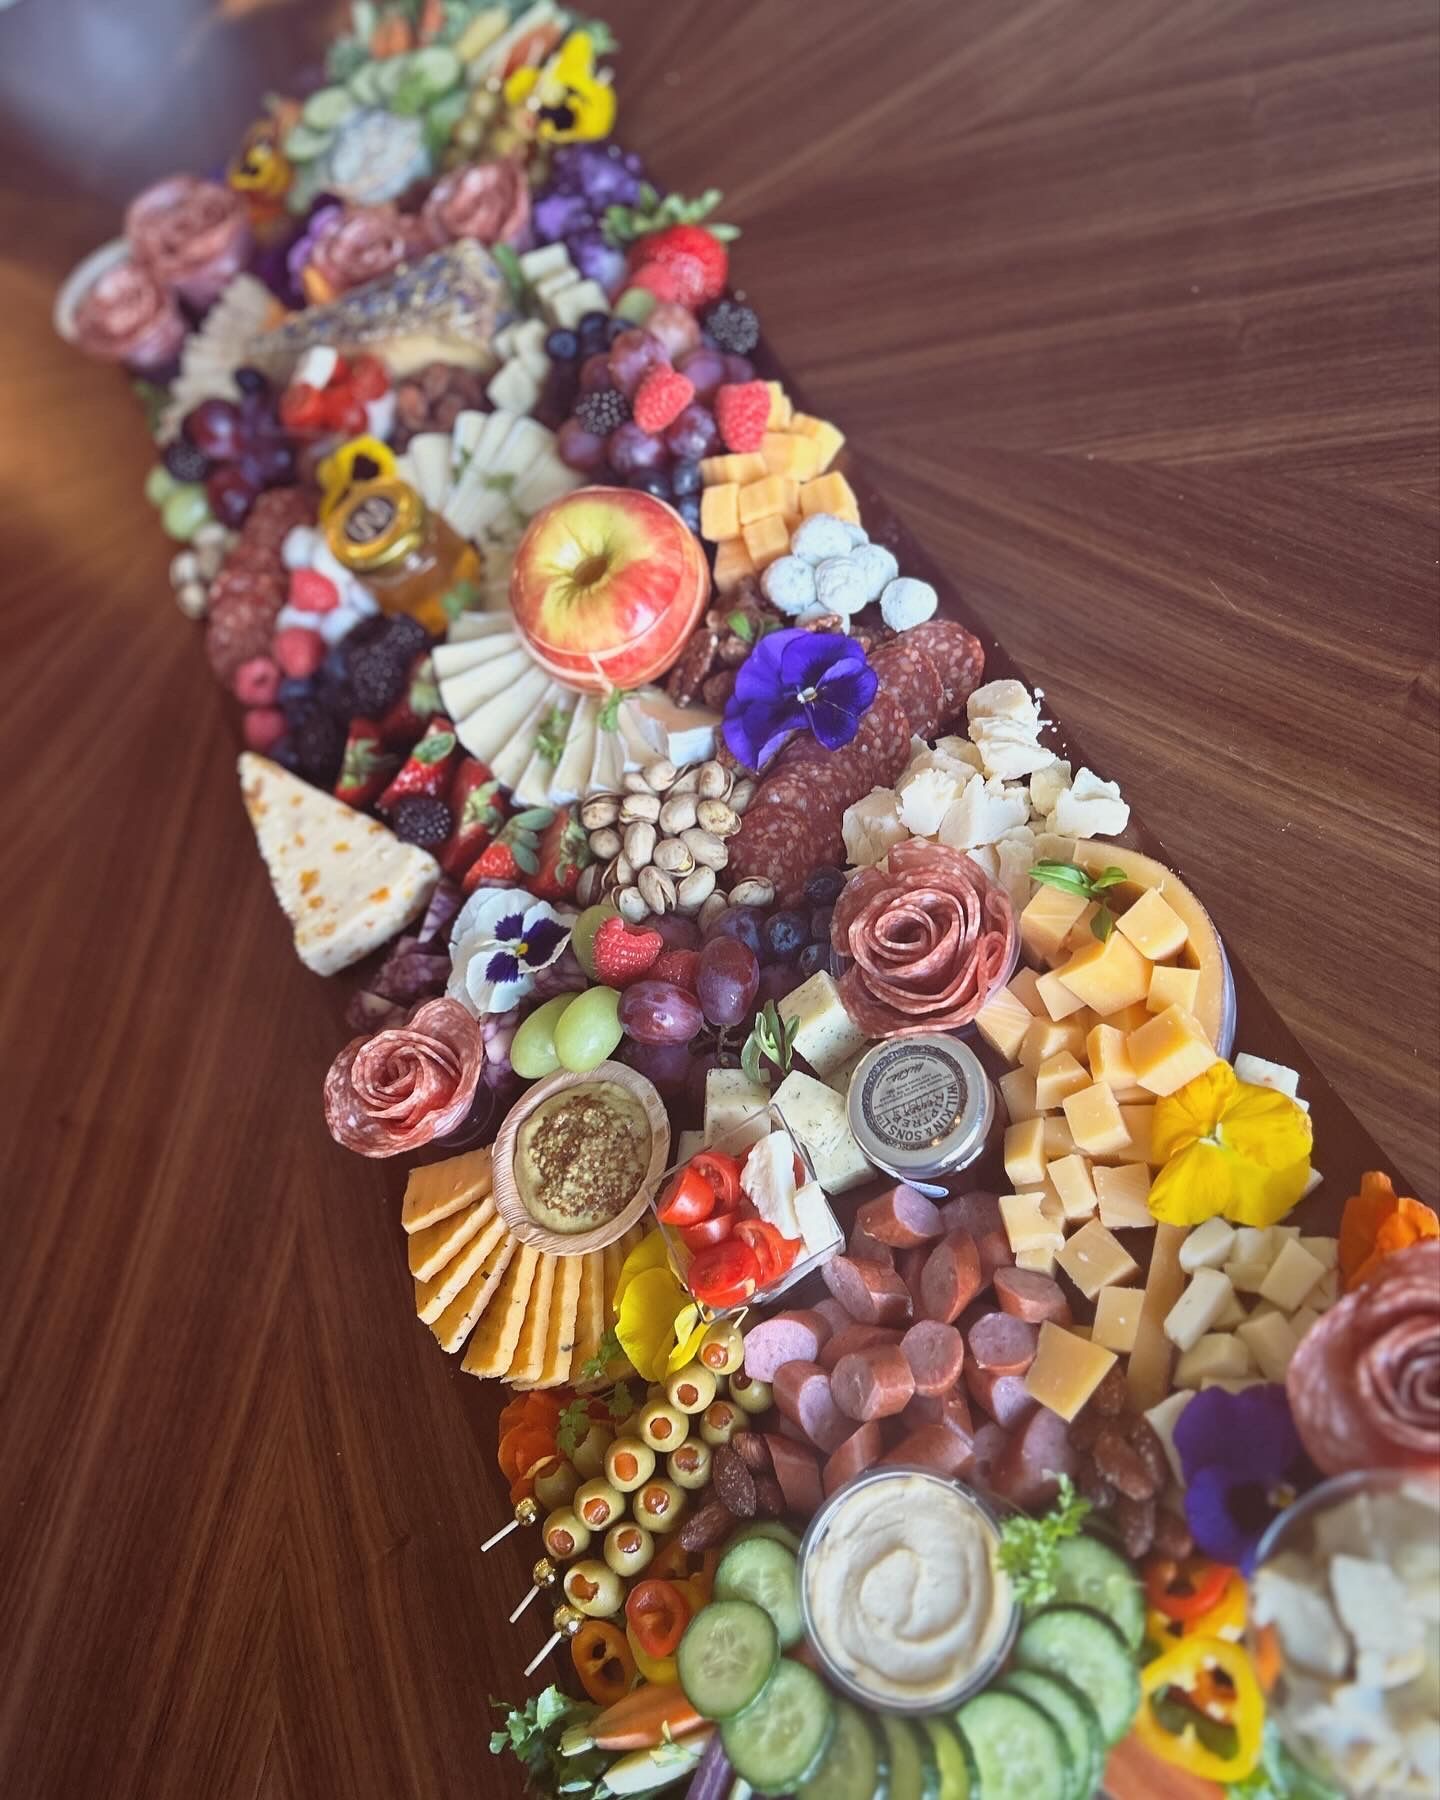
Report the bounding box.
[175,370,296,530]
[530,142,652,295]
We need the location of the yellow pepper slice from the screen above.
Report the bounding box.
[1146,1568,1247,1647]
[1135,1634,1264,1783]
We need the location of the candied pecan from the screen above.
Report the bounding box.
[665,628,718,706]
[701,670,737,710]
[1113,1494,1157,1560]
[1090,1363,1128,1417]
[716,633,753,667]
[1125,1416,1172,1491]
[1094,1426,1160,1502]
[1151,1509,1195,1561]
[1076,1456,1116,1511]
[1070,1407,1107,1453]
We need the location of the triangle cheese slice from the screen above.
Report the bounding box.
[401,1148,492,1234]
[238,753,439,976]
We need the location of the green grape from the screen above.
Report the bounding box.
[144,464,177,506]
[570,903,618,979]
[160,484,212,541]
[554,986,623,1073]
[511,994,576,1080]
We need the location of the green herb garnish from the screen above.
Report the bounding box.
[741,1001,800,1085]
[535,705,574,769]
[490,1685,606,1795]
[995,1474,1092,1607]
[555,1398,591,1459]
[596,688,634,734]
[1030,860,1129,943]
[578,1326,622,1385]
[602,185,738,247]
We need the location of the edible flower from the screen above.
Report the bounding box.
[502,30,617,144]
[1148,1060,1313,1229]
[1173,1384,1317,1574]
[613,1231,701,1382]
[1135,1635,1265,1783]
[446,888,570,1016]
[1338,1168,1439,1290]
[723,628,878,772]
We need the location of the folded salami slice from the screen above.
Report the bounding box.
[903,619,986,729]
[870,638,945,739]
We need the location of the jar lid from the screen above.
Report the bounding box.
[845,1033,993,1178]
[326,477,424,572]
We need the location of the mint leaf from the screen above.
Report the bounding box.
[1030,860,1089,893]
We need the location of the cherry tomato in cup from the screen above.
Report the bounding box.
[687,1239,759,1310]
[656,1165,714,1228]
[734,1219,801,1287]
[679,1212,734,1252]
[689,1150,741,1210]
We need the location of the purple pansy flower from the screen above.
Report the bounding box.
[446,889,571,1016]
[723,629,879,772]
[1174,1383,1319,1573]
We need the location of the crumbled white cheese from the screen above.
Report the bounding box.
[1055,767,1130,838]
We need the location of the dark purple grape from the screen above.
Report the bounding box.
[756,962,804,1011]
[184,397,243,459]
[675,494,701,534]
[810,905,834,943]
[663,403,720,461]
[545,328,580,361]
[703,906,764,960]
[578,352,615,394]
[206,464,257,527]
[556,417,607,473]
[722,353,756,384]
[618,1036,691,1099]
[645,302,701,362]
[618,979,704,1046]
[670,458,702,497]
[652,912,700,952]
[676,345,726,400]
[607,328,666,398]
[797,942,828,980]
[762,909,810,964]
[606,422,666,476]
[233,366,268,396]
[803,866,846,905]
[697,935,760,1029]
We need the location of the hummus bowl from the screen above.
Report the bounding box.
[798,1466,1019,1714]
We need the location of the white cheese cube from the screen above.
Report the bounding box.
[1213,1290,1248,1329]
[1200,1377,1261,1394]
[937,774,1030,850]
[1028,759,1072,819]
[1299,1235,1339,1270]
[1144,1390,1194,1485]
[1233,1226,1281,1267]
[1015,1245,1060,1276]
[548,278,612,329]
[675,1129,704,1164]
[742,1131,801,1239]
[1233,1052,1301,1098]
[842,789,907,867]
[517,242,572,281]
[1224,1259,1273,1296]
[971,717,1055,781]
[896,763,962,837]
[792,1180,843,1258]
[931,735,984,774]
[1092,1285,1144,1354]
[771,1071,873,1194]
[1259,1237,1328,1313]
[1289,1304,1320,1342]
[703,1069,771,1152]
[1054,767,1130,839]
[1163,1268,1235,1352]
[1236,1309,1300,1381]
[1175,1333,1255,1389]
[1312,1269,1340,1311]
[781,971,870,1079]
[1179,1216,1238,1272]
[966,679,1041,729]
[824,1044,871,1100]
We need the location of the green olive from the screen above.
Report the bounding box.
[699,1399,746,1447]
[638,1400,688,1453]
[666,1439,713,1491]
[634,1477,685,1534]
[532,1456,581,1511]
[562,1558,624,1617]
[573,1476,624,1532]
[699,1319,745,1376]
[603,1520,655,1578]
[571,1422,614,1479]
[728,1371,773,1415]
[603,1436,656,1494]
[665,1361,718,1415]
[541,1506,591,1561]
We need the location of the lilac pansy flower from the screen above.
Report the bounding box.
[1174,1382,1319,1573]
[723,628,879,772]
[446,889,572,1017]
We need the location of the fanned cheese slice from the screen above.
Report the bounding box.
[506,1253,559,1386]
[571,1250,608,1378]
[238,754,438,976]
[437,645,535,723]
[432,632,521,681]
[550,694,599,805]
[463,1244,541,1378]
[415,1212,508,1323]
[431,1231,516,1355]
[448,611,516,643]
[514,1254,583,1390]
[457,664,552,765]
[491,682,567,789]
[401,1147,492,1233]
[407,1196,494,1283]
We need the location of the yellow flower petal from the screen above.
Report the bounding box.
[1224,1155,1313,1227]
[1148,1140,1231,1227]
[1149,1064,1314,1229]
[666,1306,708,1377]
[616,1266,689,1384]
[612,1229,671,1318]
[1219,1081,1313,1171]
[1152,1063,1237,1165]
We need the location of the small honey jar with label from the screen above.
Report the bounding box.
[324,476,480,636]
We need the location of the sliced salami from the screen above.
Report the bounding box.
[903,620,986,730]
[870,638,945,739]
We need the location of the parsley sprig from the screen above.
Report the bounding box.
[1029,860,1129,943]
[995,1474,1092,1607]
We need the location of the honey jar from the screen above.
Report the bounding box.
[324,476,480,636]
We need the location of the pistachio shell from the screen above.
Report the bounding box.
[697,761,731,800]
[680,828,728,871]
[623,821,656,867]
[696,799,741,838]
[729,779,756,814]
[728,877,776,908]
[658,793,698,835]
[617,886,651,924]
[623,771,654,795]
[642,758,677,793]
[653,838,694,875]
[619,792,662,824]
[677,866,717,910]
[588,826,622,860]
[670,768,700,795]
[580,795,621,829]
[638,866,676,915]
[698,891,730,932]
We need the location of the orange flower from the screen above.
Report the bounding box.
[1339,1170,1439,1289]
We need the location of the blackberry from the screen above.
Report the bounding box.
[384,614,431,662]
[703,300,760,356]
[292,708,346,787]
[575,387,632,435]
[162,437,212,484]
[389,793,454,848]
[347,640,409,716]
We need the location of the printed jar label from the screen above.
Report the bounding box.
[344,493,398,544]
[859,1042,967,1149]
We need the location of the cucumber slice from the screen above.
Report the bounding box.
[1051,1534,1146,1651]
[677,1599,777,1721]
[954,1691,1069,1800]
[729,1520,803,1555]
[714,1537,804,1649]
[301,86,358,131]
[408,44,463,95]
[283,122,334,163]
[721,1659,834,1794]
[797,1698,886,1800]
[879,1715,939,1800]
[1014,1606,1141,1747]
[1001,1671,1102,1800]
[347,63,387,107]
[921,1719,971,1800]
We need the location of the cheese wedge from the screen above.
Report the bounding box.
[401,1147,492,1233]
[239,754,438,975]
[415,1212,508,1323]
[407,1197,494,1283]
[507,1253,559,1386]
[516,1255,584,1390]
[464,1244,541,1378]
[430,1231,516,1354]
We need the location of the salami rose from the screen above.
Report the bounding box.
[324,997,484,1157]
[125,175,252,308]
[830,837,1016,1036]
[1286,1237,1440,1477]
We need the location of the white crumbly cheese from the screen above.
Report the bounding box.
[1029,759,1073,818]
[1179,1216,1237,1272]
[1174,1332,1255,1388]
[996,828,1038,909]
[842,788,908,868]
[1054,767,1131,838]
[703,1070,771,1152]
[967,844,1002,881]
[971,720,1055,781]
[781,971,871,1079]
[1252,1556,1351,1679]
[792,1180,844,1257]
[896,763,963,836]
[932,735,985,773]
[771,1071,873,1194]
[937,774,1030,850]
[742,1130,801,1239]
[967,679,1042,729]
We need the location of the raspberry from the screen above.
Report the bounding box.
[635,226,729,307]
[632,366,695,435]
[289,566,339,613]
[715,381,770,454]
[575,388,632,435]
[242,706,287,754]
[233,655,280,706]
[272,626,327,679]
[703,300,760,355]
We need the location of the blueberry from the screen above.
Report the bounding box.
[544,328,580,362]
[271,734,300,773]
[804,865,846,905]
[233,366,269,395]
[632,472,672,500]
[674,494,702,533]
[810,905,834,943]
[797,941,828,979]
[670,458,702,496]
[763,909,810,964]
[606,314,630,345]
[579,310,610,338]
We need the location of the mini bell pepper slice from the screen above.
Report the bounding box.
[1144,1554,1234,1623]
[625,1577,692,1660]
[1146,1567,1247,1647]
[571,1618,636,1706]
[624,1619,677,1688]
[1134,1634,1264,1783]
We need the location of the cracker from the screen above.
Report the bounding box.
[407,1196,494,1282]
[429,1233,516,1355]
[463,1245,540,1379]
[401,1147,492,1234]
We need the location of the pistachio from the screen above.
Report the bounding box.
[642,758,677,792]
[175,581,209,620]
[638,866,676,914]
[677,865,717,910]
[669,768,700,795]
[729,877,776,908]
[681,827,729,871]
[623,821,657,868]
[729,779,756,814]
[619,791,662,825]
[697,760,731,800]
[698,891,730,932]
[617,886,651,924]
[170,550,200,586]
[653,838,695,876]
[658,792,698,835]
[588,826,622,861]
[580,795,621,830]
[614,851,636,888]
[623,770,654,795]
[575,864,603,907]
[696,799,741,838]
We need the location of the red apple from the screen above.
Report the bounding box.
[509,486,710,694]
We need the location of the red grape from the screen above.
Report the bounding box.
[556,416,608,472]
[702,905,764,960]
[722,353,756,383]
[618,979,704,1045]
[652,913,701,951]
[183,397,243,459]
[664,403,720,461]
[605,422,665,476]
[607,328,666,397]
[578,352,614,394]
[618,1036,691,1098]
[206,464,258,527]
[645,302,702,362]
[676,345,726,400]
[697,935,760,1029]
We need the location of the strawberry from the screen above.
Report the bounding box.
[592,915,663,988]
[651,948,700,996]
[439,757,506,879]
[334,718,399,809]
[623,262,684,304]
[633,366,695,434]
[715,380,770,453]
[379,652,442,750]
[462,806,554,891]
[529,808,592,903]
[377,715,459,814]
[630,224,728,307]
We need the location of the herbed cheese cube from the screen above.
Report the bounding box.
[998,1066,1039,1123]
[1035,968,1088,1021]
[704,1069,771,1151]
[675,1129,705,1165]
[1233,1052,1301,1098]
[1164,1268,1236,1352]
[771,1070,872,1193]
[1062,1081,1131,1155]
[1048,1153,1098,1222]
[975,986,1035,1062]
[1259,1237,1327,1313]
[1057,1219,1140,1299]
[1042,1114,1077,1159]
[1034,1051,1091,1111]
[1024,1323,1118,1422]
[1092,1285,1144,1354]
[1019,886,1093,965]
[1000,1191,1065,1255]
[1146,963,1201,1015]
[1004,1118,1050,1188]
[1236,1309,1300,1382]
[1127,1006,1218,1096]
[1094,1161,1154,1230]
[1055,931,1153,1017]
[781,971,870,1078]
[1175,1333,1255,1389]
[1179,1216,1237,1273]
[1115,888,1189,961]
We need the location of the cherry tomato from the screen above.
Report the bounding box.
[687,1239,759,1310]
[323,388,369,436]
[279,382,326,431]
[679,1212,734,1252]
[624,1577,691,1659]
[348,354,389,401]
[733,1219,801,1287]
[690,1150,741,1210]
[656,1165,714,1228]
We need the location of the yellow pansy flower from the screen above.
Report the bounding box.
[1148,1061,1313,1228]
[666,1304,709,1377]
[613,1231,701,1382]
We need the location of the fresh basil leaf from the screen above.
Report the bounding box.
[1090,866,1130,892]
[1091,905,1115,942]
[1030,860,1089,893]
[727,611,754,642]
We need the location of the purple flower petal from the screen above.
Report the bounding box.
[732,629,797,704]
[491,909,527,944]
[805,691,864,751]
[1175,1383,1296,1483]
[779,630,862,694]
[483,949,520,985]
[1183,1465,1275,1572]
[724,694,807,771]
[521,916,567,967]
[816,662,879,713]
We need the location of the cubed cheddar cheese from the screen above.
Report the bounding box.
[1109,1001,1153,1034]
[1034,1051,1091,1111]
[1048,1153,1098,1222]
[1163,1268,1235,1352]
[782,971,870,1079]
[1115,887,1189,961]
[1236,1310,1300,1382]
[1054,930,1153,1016]
[1258,1237,1327,1312]
[1127,1006,1218,1096]
[1004,1117,1049,1188]
[764,381,793,428]
[1175,1333,1255,1389]
[789,413,846,471]
[798,471,861,524]
[1147,963,1201,1015]
[1020,888,1092,964]
[1000,1190,1065,1255]
[1035,967,1088,1020]
[1116,1103,1158,1165]
[1086,1023,1145,1098]
[1092,1286,1144,1354]
[1024,1323,1118,1422]
[1060,903,1101,954]
[1062,1081,1131,1155]
[712,537,756,593]
[998,1066,1039,1123]
[738,475,798,525]
[1019,1015,1087,1073]
[1008,967,1047,1016]
[700,482,740,542]
[1056,1219,1139,1300]
[1041,1113,1077,1159]
[701,450,767,485]
[975,987,1034,1061]
[761,432,822,482]
[742,514,791,568]
[1093,1162,1154,1230]
[1015,1246,1060,1276]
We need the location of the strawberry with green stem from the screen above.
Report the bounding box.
[439,757,507,879]
[379,652,442,750]
[529,808,591,902]
[334,718,400,810]
[463,805,555,890]
[377,715,458,814]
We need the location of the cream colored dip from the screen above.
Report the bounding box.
[802,1471,1014,1708]
[516,1081,650,1234]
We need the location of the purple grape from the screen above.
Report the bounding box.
[652,913,700,952]
[803,865,846,905]
[676,345,726,400]
[663,403,720,461]
[722,353,756,384]
[645,302,701,362]
[756,962,804,1011]
[570,231,627,293]
[184,397,243,459]
[579,352,614,394]
[607,328,666,397]
[762,909,809,964]
[703,905,764,960]
[206,464,257,527]
[533,190,593,242]
[618,979,704,1045]
[556,417,607,473]
[618,1036,692,1099]
[697,935,760,1029]
[552,144,645,209]
[606,421,666,475]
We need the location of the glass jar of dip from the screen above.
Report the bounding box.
[845,1033,997,1197]
[324,475,480,636]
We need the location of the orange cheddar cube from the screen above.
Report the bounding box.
[761,432,822,481]
[1008,967,1047,1016]
[790,413,847,471]
[1057,1218,1140,1300]
[737,476,795,526]
[1055,930,1153,1016]
[1042,1113,1077,1158]
[975,987,1034,1062]
[1094,1161,1154,1230]
[765,380,793,429]
[1004,1117,1049,1189]
[1127,1005,1218,1097]
[741,513,791,569]
[1020,887,1092,965]
[1092,1286,1144,1355]
[1061,903,1102,954]
[1116,888,1189,961]
[1024,1323,1117,1422]
[798,471,861,524]
[1062,1080,1132,1155]
[999,1066,1039,1123]
[1034,1051,1091,1111]
[699,483,740,543]
[1048,1152,1098,1221]
[701,451,768,486]
[1086,1022,1145,1098]
[1114,1103,1158,1166]
[1036,967,1088,1021]
[1019,1015,1087,1074]
[1109,1000,1153,1034]
[1147,963,1201,1015]
[712,537,756,594]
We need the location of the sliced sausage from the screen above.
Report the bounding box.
[764,1434,825,1519]
[744,1308,833,1382]
[919,1230,984,1324]
[939,1191,1013,1282]
[819,1322,903,1371]
[856,1184,944,1248]
[830,1346,916,1422]
[967,1312,1039,1377]
[992,1407,1076,1511]
[880,1425,975,1479]
[822,1255,912,1326]
[813,1296,852,1335]
[993,1266,1072,1326]
[900,1321,966,1397]
[846,1218,896,1269]
[823,1422,884,1496]
[965,1362,1038,1430]
[897,1244,929,1314]
[772,1359,852,1454]
[968,1422,1012,1488]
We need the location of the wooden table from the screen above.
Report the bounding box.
[0,3,1435,1795]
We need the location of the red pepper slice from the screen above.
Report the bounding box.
[687,1239,759,1310]
[348,354,389,401]
[1145,1555,1235,1622]
[656,1165,714,1228]
[624,1577,692,1659]
[690,1150,741,1210]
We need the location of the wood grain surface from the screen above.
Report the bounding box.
[0,3,1435,1797]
